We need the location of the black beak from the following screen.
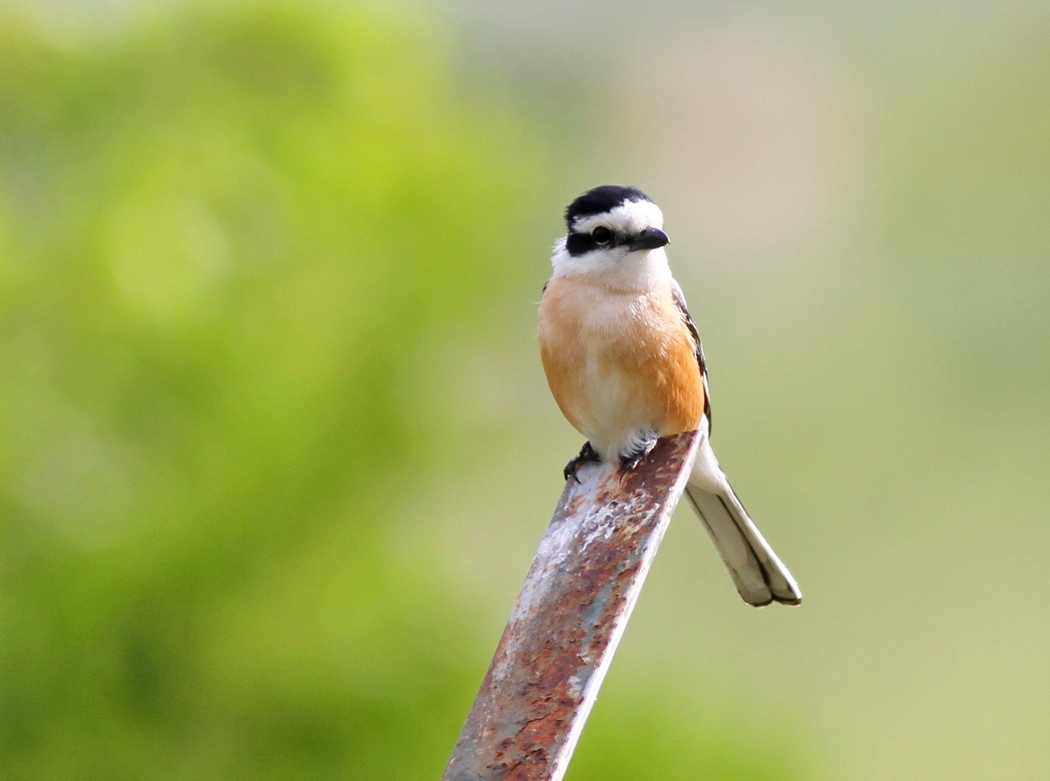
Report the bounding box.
[627,227,669,252]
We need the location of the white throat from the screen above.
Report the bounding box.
[550,241,672,293]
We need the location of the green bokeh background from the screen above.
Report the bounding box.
[1,2,1049,779]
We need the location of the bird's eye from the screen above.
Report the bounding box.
[592,227,613,245]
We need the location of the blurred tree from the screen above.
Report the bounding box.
[0,3,545,778]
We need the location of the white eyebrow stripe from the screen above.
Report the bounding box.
[570,199,664,236]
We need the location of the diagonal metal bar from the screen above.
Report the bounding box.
[442,431,700,781]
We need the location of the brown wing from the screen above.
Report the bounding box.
[670,278,712,432]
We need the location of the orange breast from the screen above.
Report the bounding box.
[539,276,704,458]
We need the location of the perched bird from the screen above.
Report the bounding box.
[538,185,801,607]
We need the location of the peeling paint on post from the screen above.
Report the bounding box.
[442,431,700,781]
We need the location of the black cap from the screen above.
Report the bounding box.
[564,185,653,229]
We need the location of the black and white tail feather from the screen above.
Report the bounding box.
[684,423,801,606]
[672,279,801,607]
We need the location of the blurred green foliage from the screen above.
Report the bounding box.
[0,3,551,778]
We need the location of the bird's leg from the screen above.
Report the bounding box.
[563,441,601,483]
[618,431,659,476]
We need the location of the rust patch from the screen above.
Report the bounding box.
[442,432,699,781]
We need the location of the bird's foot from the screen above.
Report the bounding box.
[563,441,601,483]
[618,434,658,477]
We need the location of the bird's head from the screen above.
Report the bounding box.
[551,185,670,287]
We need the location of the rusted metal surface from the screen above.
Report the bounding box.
[442,431,700,781]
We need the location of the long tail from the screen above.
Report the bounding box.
[685,440,801,607]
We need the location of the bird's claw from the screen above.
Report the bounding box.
[563,441,600,483]
[618,437,658,478]
[619,453,645,474]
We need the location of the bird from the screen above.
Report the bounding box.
[538,185,801,607]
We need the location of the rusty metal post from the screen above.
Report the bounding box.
[442,431,700,781]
